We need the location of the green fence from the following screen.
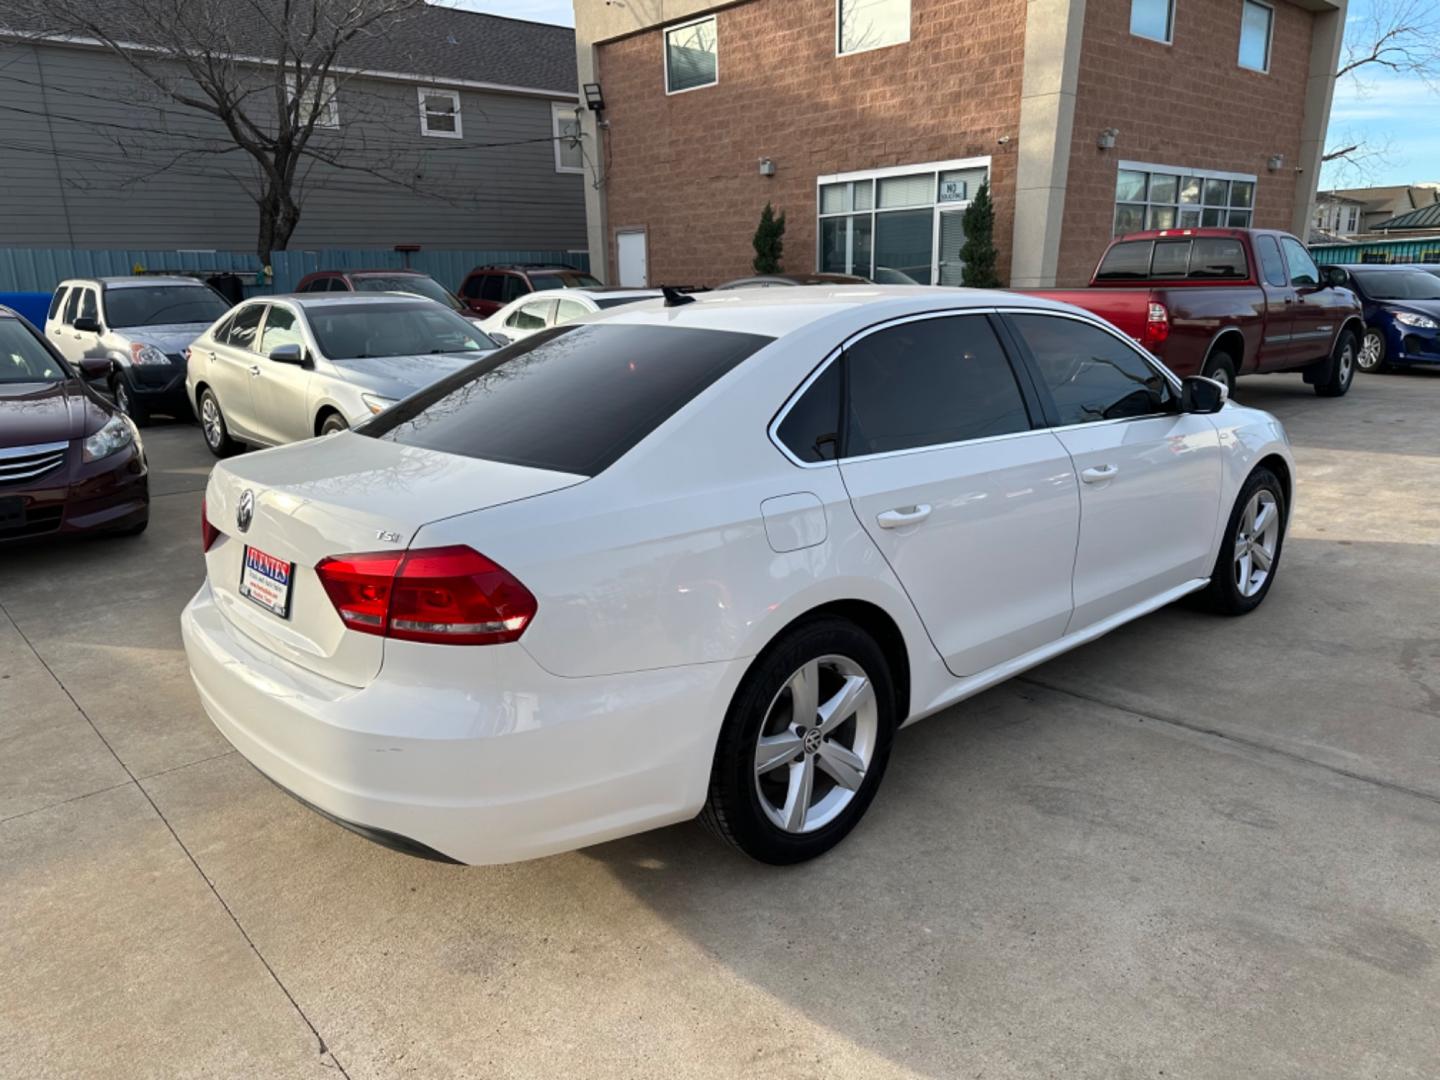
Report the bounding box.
[0,247,591,297]
[1310,236,1440,266]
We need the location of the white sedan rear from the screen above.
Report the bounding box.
[183,288,1295,865]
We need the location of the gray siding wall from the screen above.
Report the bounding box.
[0,41,587,253]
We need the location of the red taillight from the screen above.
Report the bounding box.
[201,497,221,552]
[1142,301,1170,348]
[314,545,536,646]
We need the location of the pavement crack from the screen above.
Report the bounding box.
[0,598,349,1077]
[1019,675,1440,809]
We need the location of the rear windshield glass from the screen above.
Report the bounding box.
[530,272,603,291]
[352,275,467,312]
[360,323,772,476]
[1094,237,1249,280]
[595,295,656,309]
[103,285,230,328]
[1188,238,1248,279]
[307,301,496,358]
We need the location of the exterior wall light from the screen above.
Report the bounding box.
[758,157,776,177]
[1267,154,1285,172]
[583,83,606,112]
[1097,128,1119,150]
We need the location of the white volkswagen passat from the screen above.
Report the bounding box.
[183,288,1295,866]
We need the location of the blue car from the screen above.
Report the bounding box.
[1336,265,1440,373]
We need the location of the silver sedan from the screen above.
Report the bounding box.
[186,294,497,456]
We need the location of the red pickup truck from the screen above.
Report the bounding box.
[1033,228,1364,397]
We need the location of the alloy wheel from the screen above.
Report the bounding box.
[1338,340,1355,386]
[201,395,223,449]
[753,655,878,834]
[1358,331,1384,371]
[1233,489,1280,598]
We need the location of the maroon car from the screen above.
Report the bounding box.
[293,269,473,316]
[0,306,148,543]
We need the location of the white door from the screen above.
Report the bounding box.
[1005,312,1224,631]
[834,313,1080,677]
[616,230,648,287]
[935,208,967,286]
[247,305,314,444]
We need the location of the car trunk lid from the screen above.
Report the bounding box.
[202,433,584,687]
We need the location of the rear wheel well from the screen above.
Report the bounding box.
[757,600,912,725]
[193,381,211,411]
[1205,330,1245,371]
[314,406,344,436]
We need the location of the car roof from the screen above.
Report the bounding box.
[268,293,441,309]
[539,288,661,302]
[308,269,428,277]
[596,285,1085,338]
[471,264,585,273]
[59,276,210,289]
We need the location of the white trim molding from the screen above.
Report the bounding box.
[417,87,462,139]
[551,102,585,174]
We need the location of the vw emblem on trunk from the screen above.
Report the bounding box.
[236,489,255,534]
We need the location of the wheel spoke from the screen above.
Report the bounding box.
[787,660,820,728]
[755,730,804,776]
[1236,552,1252,593]
[817,675,872,734]
[782,757,816,832]
[1251,501,1273,536]
[1243,497,1257,534]
[815,740,865,791]
[1251,543,1273,572]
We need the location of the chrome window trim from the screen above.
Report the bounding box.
[767,306,1185,470]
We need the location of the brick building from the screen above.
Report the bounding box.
[572,0,1345,288]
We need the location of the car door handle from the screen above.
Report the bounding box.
[248,365,261,377]
[1081,465,1119,484]
[877,504,932,529]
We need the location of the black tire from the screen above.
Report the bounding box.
[111,373,150,427]
[198,388,240,458]
[319,412,349,436]
[1357,327,1391,374]
[700,617,897,864]
[1314,329,1357,397]
[1198,466,1286,616]
[1201,352,1237,395]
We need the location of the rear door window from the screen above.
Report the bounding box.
[776,361,841,463]
[477,275,504,302]
[62,289,81,324]
[362,324,772,476]
[842,316,1032,456]
[1009,313,1174,424]
[501,275,529,302]
[224,304,265,351]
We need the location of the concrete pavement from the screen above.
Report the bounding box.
[2,373,1438,1078]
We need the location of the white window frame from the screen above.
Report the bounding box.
[1238,0,1274,74]
[663,15,718,95]
[285,74,339,130]
[417,87,462,139]
[836,0,912,57]
[551,102,584,174]
[816,155,991,282]
[1128,0,1175,45]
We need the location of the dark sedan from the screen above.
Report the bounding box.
[0,307,148,543]
[1335,265,1440,373]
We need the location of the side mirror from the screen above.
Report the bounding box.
[1181,374,1227,414]
[73,316,102,334]
[269,343,308,365]
[77,357,111,380]
[488,332,511,346]
[1322,266,1349,288]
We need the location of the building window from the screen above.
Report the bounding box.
[552,103,584,174]
[1129,0,1174,43]
[286,75,338,129]
[818,158,989,286]
[838,0,910,55]
[1113,163,1256,235]
[418,88,461,138]
[1239,0,1273,72]
[664,16,718,93]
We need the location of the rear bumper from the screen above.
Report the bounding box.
[181,582,740,864]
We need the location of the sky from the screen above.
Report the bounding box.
[436,0,1437,189]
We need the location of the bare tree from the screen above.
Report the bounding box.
[1323,0,1440,180]
[8,0,430,260]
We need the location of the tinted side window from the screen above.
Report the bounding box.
[1256,236,1288,287]
[78,289,98,323]
[1095,241,1154,280]
[1188,238,1247,279]
[259,306,304,356]
[843,316,1031,456]
[1280,237,1319,287]
[501,275,529,303]
[328,278,351,292]
[225,304,265,350]
[555,298,589,324]
[777,360,841,463]
[298,278,322,293]
[363,324,771,476]
[460,275,483,300]
[1010,314,1173,425]
[479,275,505,302]
[47,288,68,320]
[62,288,81,324]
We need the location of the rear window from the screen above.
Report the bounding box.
[361,323,772,476]
[530,272,603,291]
[1188,238,1248,279]
[1094,237,1249,280]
